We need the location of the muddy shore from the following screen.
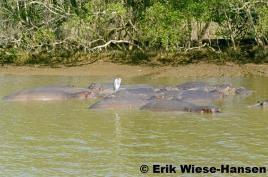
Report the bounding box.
[0,62,267,78]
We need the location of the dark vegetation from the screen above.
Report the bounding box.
[0,0,267,66]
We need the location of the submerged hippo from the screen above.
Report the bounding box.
[116,87,156,98]
[140,100,221,113]
[177,90,224,105]
[3,78,123,102]
[234,87,253,97]
[176,81,213,91]
[152,88,225,105]
[87,83,115,96]
[89,80,251,112]
[176,81,252,97]
[3,86,96,102]
[89,96,149,110]
[249,100,268,108]
[89,86,157,110]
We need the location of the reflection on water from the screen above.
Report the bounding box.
[0,75,267,176]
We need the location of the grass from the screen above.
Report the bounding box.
[0,46,267,67]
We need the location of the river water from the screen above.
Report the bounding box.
[0,75,267,177]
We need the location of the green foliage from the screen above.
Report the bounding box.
[62,15,85,41]
[106,3,127,17]
[257,7,268,36]
[141,2,186,50]
[20,27,56,52]
[0,48,18,64]
[0,0,267,65]
[34,28,56,45]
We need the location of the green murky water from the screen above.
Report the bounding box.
[0,75,267,177]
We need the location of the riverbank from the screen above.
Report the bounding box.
[0,62,267,78]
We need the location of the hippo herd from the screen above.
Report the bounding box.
[2,79,267,113]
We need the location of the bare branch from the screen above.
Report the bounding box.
[88,40,144,52]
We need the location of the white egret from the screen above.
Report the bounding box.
[114,78,122,92]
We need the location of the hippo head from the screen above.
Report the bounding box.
[256,100,268,107]
[88,83,96,89]
[88,83,104,93]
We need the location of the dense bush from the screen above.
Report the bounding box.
[0,0,267,65]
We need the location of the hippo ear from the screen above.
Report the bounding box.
[88,83,96,89]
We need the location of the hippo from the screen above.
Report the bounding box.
[152,89,180,100]
[248,100,268,108]
[176,82,232,95]
[176,82,213,91]
[116,87,156,98]
[140,100,221,113]
[234,87,253,97]
[177,81,230,92]
[88,80,253,112]
[152,88,225,105]
[3,78,124,102]
[211,84,252,97]
[89,96,149,110]
[3,86,96,101]
[87,78,151,96]
[177,90,224,105]
[89,86,157,110]
[87,83,115,96]
[176,82,252,97]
